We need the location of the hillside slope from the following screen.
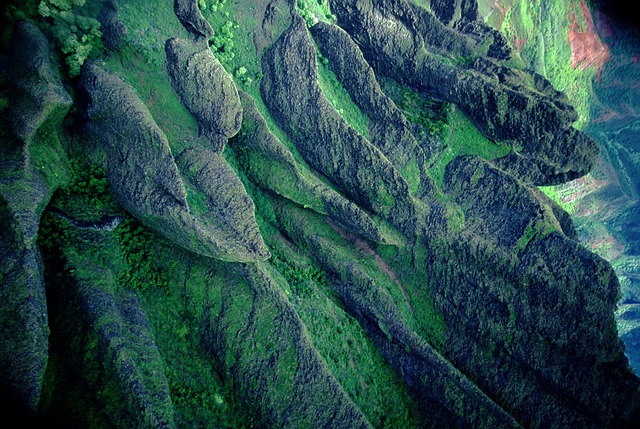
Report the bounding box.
[1,0,639,427]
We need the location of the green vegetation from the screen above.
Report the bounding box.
[537,184,576,213]
[1,0,104,77]
[51,160,120,222]
[138,254,253,428]
[499,0,596,128]
[37,0,103,77]
[201,0,264,88]
[296,0,336,28]
[264,205,422,428]
[516,219,556,252]
[428,107,511,186]
[400,89,452,140]
[208,11,238,64]
[115,214,172,292]
[378,80,510,187]
[316,58,371,139]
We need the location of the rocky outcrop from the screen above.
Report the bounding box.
[235,90,396,244]
[176,145,270,260]
[261,15,418,234]
[437,155,640,428]
[7,22,72,146]
[270,198,522,428]
[310,22,435,199]
[2,0,639,427]
[424,0,512,60]
[446,58,599,184]
[98,0,127,50]
[165,37,242,152]
[443,156,563,251]
[80,62,267,262]
[46,224,176,428]
[0,22,72,414]
[328,0,599,185]
[0,197,49,415]
[173,0,213,39]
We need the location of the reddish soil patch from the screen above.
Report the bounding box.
[568,0,610,74]
[514,37,528,53]
[590,235,625,260]
[487,0,513,30]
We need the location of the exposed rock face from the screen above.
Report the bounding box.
[81,62,188,213]
[0,198,49,415]
[173,0,213,39]
[329,0,600,185]
[261,15,418,234]
[0,22,71,414]
[176,145,270,260]
[207,262,373,429]
[439,155,638,428]
[1,0,639,427]
[7,22,72,145]
[310,22,435,199]
[166,37,242,152]
[41,222,176,428]
[235,90,393,244]
[80,62,267,262]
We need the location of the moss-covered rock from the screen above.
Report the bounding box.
[165,37,242,152]
[2,0,639,427]
[261,15,418,234]
[44,224,176,428]
[433,154,640,428]
[80,62,267,262]
[442,155,562,252]
[7,21,72,145]
[270,197,521,429]
[176,145,270,260]
[329,0,599,185]
[0,21,73,415]
[207,262,372,429]
[236,89,394,244]
[310,21,436,200]
[173,0,213,39]
[0,197,49,415]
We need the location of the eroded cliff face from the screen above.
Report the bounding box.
[1,0,639,427]
[479,0,640,375]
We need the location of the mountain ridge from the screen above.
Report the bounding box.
[1,0,639,427]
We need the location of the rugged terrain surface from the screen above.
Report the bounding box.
[1,0,639,427]
[480,0,640,374]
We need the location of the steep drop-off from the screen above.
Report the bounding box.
[1,0,639,427]
[481,0,640,374]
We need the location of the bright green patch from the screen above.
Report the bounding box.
[517,219,556,252]
[316,58,371,140]
[296,0,336,27]
[498,0,595,128]
[429,107,511,186]
[538,184,577,214]
[401,158,422,195]
[201,0,264,89]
